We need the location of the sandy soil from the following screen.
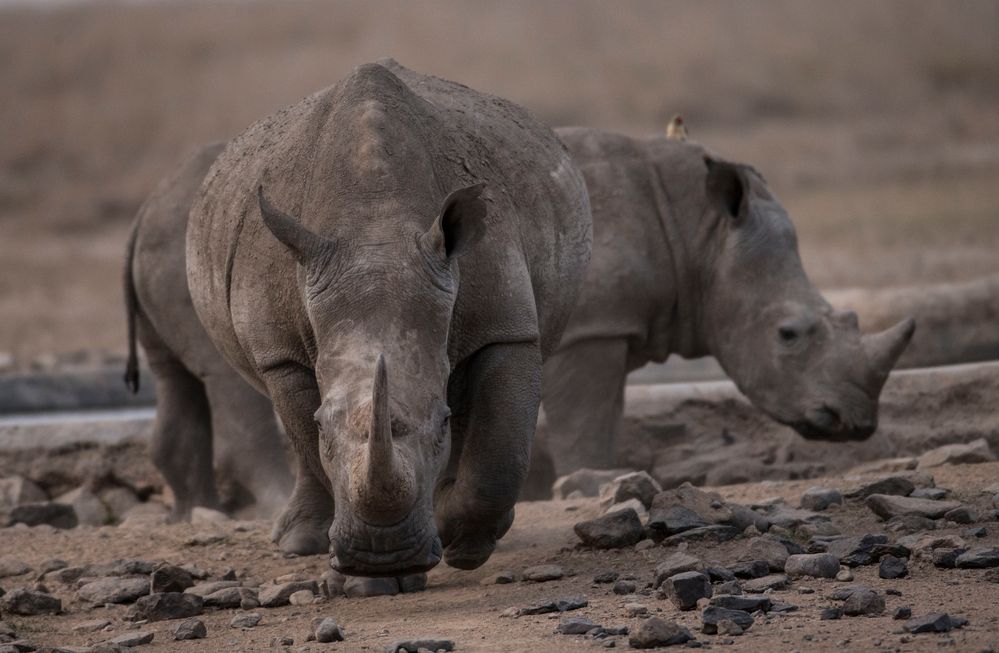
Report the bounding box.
[1,462,998,652]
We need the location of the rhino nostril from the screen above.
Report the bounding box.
[815,406,842,429]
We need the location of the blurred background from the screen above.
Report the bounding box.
[1,0,998,366]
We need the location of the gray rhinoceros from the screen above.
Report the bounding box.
[533,127,914,481]
[123,142,293,520]
[184,60,592,575]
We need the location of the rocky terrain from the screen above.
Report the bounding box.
[1,443,998,652]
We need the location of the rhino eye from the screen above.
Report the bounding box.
[778,326,799,343]
[437,412,451,443]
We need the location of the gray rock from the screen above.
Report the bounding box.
[151,564,195,594]
[628,618,691,648]
[77,577,150,605]
[314,617,344,643]
[800,487,843,511]
[845,476,915,499]
[943,506,976,524]
[701,606,753,635]
[824,533,888,567]
[663,571,711,611]
[109,631,154,646]
[557,616,599,635]
[842,589,884,616]
[0,559,30,579]
[729,560,769,579]
[909,487,948,500]
[646,506,708,540]
[230,613,261,629]
[184,580,241,597]
[893,606,912,620]
[705,566,736,582]
[172,618,206,640]
[523,565,564,582]
[653,553,701,587]
[714,580,742,596]
[784,553,839,579]
[649,483,733,524]
[820,607,842,620]
[259,580,319,607]
[574,509,644,549]
[955,547,999,569]
[100,486,140,521]
[0,589,61,615]
[93,559,155,577]
[865,494,961,520]
[878,555,908,579]
[0,476,46,511]
[835,569,853,581]
[612,580,636,595]
[6,502,77,529]
[742,574,790,593]
[552,468,632,499]
[917,438,995,469]
[72,619,111,633]
[516,596,588,616]
[903,613,968,633]
[481,570,517,585]
[709,595,770,613]
[725,503,771,533]
[127,592,203,622]
[886,514,936,534]
[599,471,662,510]
[745,537,789,572]
[56,487,110,527]
[203,586,257,608]
[288,589,315,605]
[759,503,827,530]
[385,639,454,653]
[661,525,739,545]
[967,526,987,538]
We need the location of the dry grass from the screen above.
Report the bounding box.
[1,0,998,359]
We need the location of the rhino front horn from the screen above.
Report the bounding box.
[863,317,916,377]
[368,353,395,480]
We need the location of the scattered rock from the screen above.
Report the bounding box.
[742,574,790,593]
[557,616,599,635]
[878,555,908,579]
[726,503,771,533]
[845,476,916,499]
[259,580,319,607]
[0,559,31,579]
[72,619,112,633]
[842,589,884,616]
[943,506,976,524]
[909,487,948,500]
[573,508,644,549]
[288,589,314,606]
[127,592,203,622]
[650,483,732,525]
[0,589,61,615]
[646,506,708,540]
[800,487,842,511]
[865,494,961,520]
[836,569,853,582]
[599,471,661,510]
[917,439,995,469]
[552,468,632,499]
[893,606,912,620]
[230,613,261,629]
[663,571,711,611]
[151,564,195,594]
[705,566,736,583]
[955,547,999,568]
[886,514,936,534]
[784,553,839,579]
[820,607,842,620]
[386,638,454,653]
[592,570,618,584]
[625,602,649,617]
[709,595,771,613]
[77,577,150,605]
[612,580,636,595]
[932,548,967,568]
[654,554,701,588]
[661,525,739,545]
[745,537,789,572]
[903,613,968,634]
[203,586,257,609]
[702,606,753,635]
[109,631,154,646]
[729,559,769,579]
[5,502,78,529]
[523,565,564,583]
[0,476,47,511]
[172,618,207,640]
[967,526,987,538]
[185,580,241,598]
[628,618,691,648]
[848,458,917,475]
[713,580,742,596]
[481,570,516,585]
[516,596,588,616]
[758,503,827,530]
[55,487,110,527]
[314,617,344,643]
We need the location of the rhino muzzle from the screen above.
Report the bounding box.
[329,510,442,577]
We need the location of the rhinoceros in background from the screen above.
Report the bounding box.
[124,143,293,520]
[185,60,591,575]
[529,127,914,491]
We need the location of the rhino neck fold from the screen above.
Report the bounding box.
[643,155,709,361]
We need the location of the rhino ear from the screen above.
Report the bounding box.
[704,157,749,220]
[258,185,332,265]
[423,183,487,260]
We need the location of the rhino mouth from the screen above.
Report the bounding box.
[789,405,877,442]
[328,513,442,577]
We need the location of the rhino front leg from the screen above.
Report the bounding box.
[263,365,335,556]
[539,338,629,476]
[435,342,541,570]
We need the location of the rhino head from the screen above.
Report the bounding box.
[695,156,914,441]
[258,183,486,576]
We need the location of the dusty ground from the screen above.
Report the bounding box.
[1,0,999,362]
[2,462,998,652]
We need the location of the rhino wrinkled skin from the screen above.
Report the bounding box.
[532,127,915,481]
[184,60,592,575]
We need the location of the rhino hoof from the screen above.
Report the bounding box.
[443,538,497,570]
[273,522,330,556]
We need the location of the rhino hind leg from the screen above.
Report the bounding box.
[539,338,629,477]
[140,320,221,520]
[205,373,294,519]
[435,342,541,570]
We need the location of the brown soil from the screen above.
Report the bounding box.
[2,463,998,652]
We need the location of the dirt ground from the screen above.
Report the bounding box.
[1,0,999,361]
[1,462,998,652]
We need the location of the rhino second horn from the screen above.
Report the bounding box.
[863,317,916,377]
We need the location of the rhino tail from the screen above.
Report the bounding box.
[123,217,141,393]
